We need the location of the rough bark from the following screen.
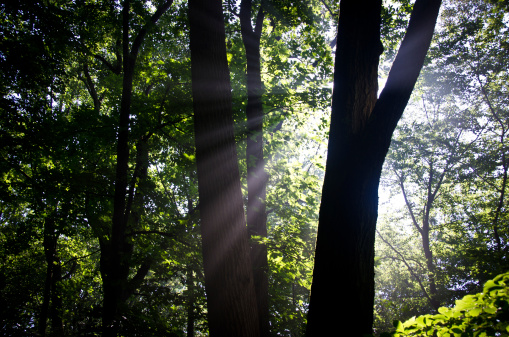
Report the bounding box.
[240,1,270,336]
[188,0,260,336]
[306,0,442,335]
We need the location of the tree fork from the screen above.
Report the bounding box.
[240,0,270,336]
[306,0,442,335]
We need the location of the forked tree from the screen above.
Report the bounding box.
[306,0,442,335]
[188,0,260,336]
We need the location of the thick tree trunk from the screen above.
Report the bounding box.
[100,241,129,337]
[240,1,270,336]
[188,0,260,336]
[306,0,441,335]
[306,2,382,335]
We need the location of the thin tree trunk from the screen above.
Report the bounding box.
[400,170,441,311]
[185,196,197,337]
[493,151,508,251]
[101,3,135,332]
[188,0,260,336]
[39,212,65,337]
[50,257,64,337]
[377,230,436,306]
[422,168,440,310]
[421,228,440,310]
[240,1,270,336]
[306,0,441,335]
[100,0,173,334]
[39,216,57,337]
[186,266,195,337]
[478,80,508,252]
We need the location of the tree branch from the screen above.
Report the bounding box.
[377,230,434,307]
[124,258,152,300]
[395,170,423,234]
[130,0,174,59]
[94,54,121,75]
[370,0,442,142]
[82,63,101,111]
[319,0,337,19]
[254,4,265,38]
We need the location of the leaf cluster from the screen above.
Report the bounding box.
[382,272,509,337]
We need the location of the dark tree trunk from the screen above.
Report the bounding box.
[40,216,57,337]
[422,224,440,310]
[240,1,270,336]
[100,2,173,336]
[39,212,65,337]
[188,0,260,336]
[306,0,441,335]
[186,266,195,337]
[400,165,443,311]
[101,3,135,332]
[50,257,64,337]
[422,173,440,310]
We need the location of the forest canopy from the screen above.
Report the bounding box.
[0,0,507,336]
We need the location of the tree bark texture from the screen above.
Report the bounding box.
[240,1,270,336]
[306,0,442,335]
[188,1,260,336]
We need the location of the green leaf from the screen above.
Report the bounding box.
[483,306,498,314]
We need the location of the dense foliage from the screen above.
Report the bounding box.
[0,0,507,335]
[0,0,331,335]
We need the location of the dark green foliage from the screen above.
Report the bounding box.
[1,0,506,335]
[0,0,330,335]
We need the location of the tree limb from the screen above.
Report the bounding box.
[377,230,434,307]
[130,0,174,60]
[395,170,423,234]
[94,54,121,75]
